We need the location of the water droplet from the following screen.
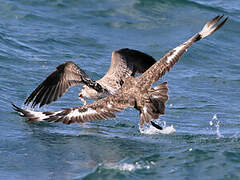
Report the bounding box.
[209,120,213,126]
[216,120,224,138]
[212,114,218,120]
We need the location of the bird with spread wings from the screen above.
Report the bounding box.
[13,15,228,130]
[24,48,156,107]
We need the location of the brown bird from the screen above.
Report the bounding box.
[13,15,228,130]
[24,48,156,107]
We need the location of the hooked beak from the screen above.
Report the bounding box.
[78,93,87,106]
[78,93,83,98]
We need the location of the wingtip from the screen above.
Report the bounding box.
[11,102,18,110]
[212,14,228,26]
[197,14,228,40]
[223,16,229,24]
[24,99,31,107]
[213,15,228,32]
[11,102,22,114]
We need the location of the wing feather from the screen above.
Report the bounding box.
[13,92,131,124]
[98,48,156,91]
[24,61,100,108]
[139,15,228,87]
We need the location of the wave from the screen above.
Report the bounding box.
[136,0,226,12]
[188,0,240,13]
[103,161,152,172]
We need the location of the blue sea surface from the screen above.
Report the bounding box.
[1,0,240,179]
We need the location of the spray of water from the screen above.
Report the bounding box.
[139,121,176,135]
[210,114,224,138]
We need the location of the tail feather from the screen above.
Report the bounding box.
[139,82,169,125]
[149,81,168,104]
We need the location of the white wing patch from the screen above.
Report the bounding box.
[27,110,49,121]
[166,44,187,64]
[21,109,60,121]
[66,108,97,118]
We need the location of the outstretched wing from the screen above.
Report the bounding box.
[14,92,132,124]
[112,48,156,74]
[98,48,156,91]
[139,15,228,88]
[24,61,103,108]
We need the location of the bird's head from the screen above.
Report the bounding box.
[79,85,109,100]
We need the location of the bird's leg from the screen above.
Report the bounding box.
[151,121,163,130]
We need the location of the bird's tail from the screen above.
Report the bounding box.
[139,82,168,126]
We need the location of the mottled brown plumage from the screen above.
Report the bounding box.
[24,48,156,108]
[13,15,228,127]
[24,61,102,108]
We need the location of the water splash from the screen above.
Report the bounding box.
[139,121,176,135]
[210,114,224,138]
[103,162,152,172]
[209,114,217,126]
[216,119,224,138]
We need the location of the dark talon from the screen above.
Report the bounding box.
[151,121,163,130]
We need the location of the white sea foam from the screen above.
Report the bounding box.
[210,114,224,138]
[212,114,218,120]
[216,120,224,138]
[209,120,213,126]
[104,162,151,172]
[139,121,176,135]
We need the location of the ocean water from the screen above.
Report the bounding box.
[1,0,240,179]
